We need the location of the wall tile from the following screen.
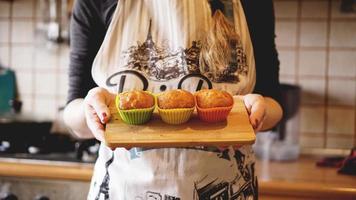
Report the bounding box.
[331,0,356,19]
[276,21,298,47]
[328,79,355,106]
[279,76,297,85]
[35,72,57,96]
[326,137,354,149]
[33,98,57,120]
[299,50,326,76]
[0,21,9,43]
[327,107,355,134]
[35,0,49,19]
[278,50,296,75]
[59,45,70,69]
[11,21,34,43]
[274,1,298,18]
[12,0,34,18]
[11,46,34,69]
[34,47,58,69]
[329,51,356,78]
[58,96,67,107]
[0,46,10,67]
[299,78,326,104]
[301,1,328,19]
[300,106,325,133]
[15,71,33,95]
[300,135,324,148]
[33,31,51,46]
[0,1,11,18]
[330,22,356,48]
[58,73,68,96]
[20,95,34,113]
[300,21,327,47]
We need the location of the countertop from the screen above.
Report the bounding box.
[0,156,355,199]
[256,156,356,199]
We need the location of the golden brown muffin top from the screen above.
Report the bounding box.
[118,91,154,110]
[195,89,234,108]
[157,89,195,109]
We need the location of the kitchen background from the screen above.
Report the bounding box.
[0,0,355,152]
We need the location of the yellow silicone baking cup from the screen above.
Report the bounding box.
[157,107,195,125]
[115,92,155,125]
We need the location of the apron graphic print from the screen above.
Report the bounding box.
[127,148,257,200]
[95,153,114,200]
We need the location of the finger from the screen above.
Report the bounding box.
[249,100,266,129]
[250,102,266,128]
[242,97,253,115]
[90,96,111,124]
[255,121,264,132]
[255,112,267,132]
[84,105,105,142]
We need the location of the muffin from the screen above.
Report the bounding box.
[115,90,155,125]
[118,91,155,110]
[157,89,195,124]
[157,89,195,109]
[195,89,234,122]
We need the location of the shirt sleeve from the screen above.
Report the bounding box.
[241,0,281,104]
[67,0,106,104]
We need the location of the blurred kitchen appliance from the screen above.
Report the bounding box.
[254,84,301,161]
[0,114,99,161]
[0,114,99,162]
[36,0,70,43]
[340,0,356,13]
[0,68,16,114]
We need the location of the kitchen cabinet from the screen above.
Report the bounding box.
[0,159,92,199]
[0,177,89,200]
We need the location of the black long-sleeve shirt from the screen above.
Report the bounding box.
[68,0,280,103]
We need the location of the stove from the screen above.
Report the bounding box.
[0,135,99,163]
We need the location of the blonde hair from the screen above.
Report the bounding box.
[199,10,240,82]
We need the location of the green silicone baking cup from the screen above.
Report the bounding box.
[115,93,155,125]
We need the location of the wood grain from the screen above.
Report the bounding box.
[104,99,255,149]
[0,160,93,181]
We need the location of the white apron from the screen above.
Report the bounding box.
[89,0,257,199]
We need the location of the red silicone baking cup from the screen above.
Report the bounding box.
[196,105,233,122]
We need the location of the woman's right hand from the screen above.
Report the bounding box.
[83,87,116,142]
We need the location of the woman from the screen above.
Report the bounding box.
[64,0,282,199]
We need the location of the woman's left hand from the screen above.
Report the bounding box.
[240,94,267,132]
[218,94,282,151]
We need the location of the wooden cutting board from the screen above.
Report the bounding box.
[104,99,255,149]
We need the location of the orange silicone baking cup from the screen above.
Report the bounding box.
[196,104,233,122]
